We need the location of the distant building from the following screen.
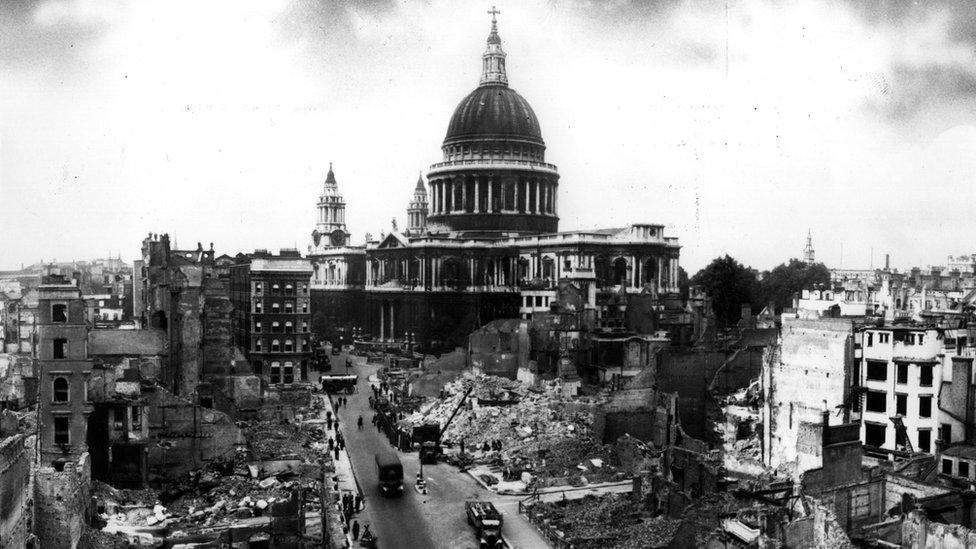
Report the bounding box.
[307,17,682,352]
[230,250,314,390]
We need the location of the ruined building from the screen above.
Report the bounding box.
[135,234,239,398]
[34,276,92,549]
[308,16,683,352]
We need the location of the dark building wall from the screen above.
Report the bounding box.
[311,288,364,342]
[656,349,731,440]
[365,291,519,351]
[0,433,30,547]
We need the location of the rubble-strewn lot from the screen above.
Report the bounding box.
[90,411,330,545]
[524,493,681,549]
[402,374,621,482]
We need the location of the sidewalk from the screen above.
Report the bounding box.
[316,392,365,546]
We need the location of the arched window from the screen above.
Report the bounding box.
[285,302,294,314]
[53,377,69,403]
[285,321,293,332]
[270,361,281,384]
[284,339,294,352]
[642,258,658,284]
[613,258,628,285]
[272,302,280,313]
[271,339,280,352]
[283,362,295,384]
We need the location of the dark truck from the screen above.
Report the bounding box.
[465,501,504,548]
[375,451,403,497]
[320,374,357,394]
[412,423,441,463]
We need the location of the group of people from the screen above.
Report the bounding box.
[342,491,371,541]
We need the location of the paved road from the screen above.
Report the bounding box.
[328,353,551,549]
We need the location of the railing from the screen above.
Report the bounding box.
[428,158,559,171]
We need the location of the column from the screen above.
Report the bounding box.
[388,302,395,341]
[532,180,538,213]
[513,178,520,213]
[475,178,481,212]
[379,302,385,340]
[487,177,494,213]
[630,256,637,289]
[658,257,664,290]
[461,178,468,212]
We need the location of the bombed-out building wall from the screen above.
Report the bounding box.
[0,427,32,549]
[762,314,854,477]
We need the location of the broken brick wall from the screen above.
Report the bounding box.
[763,316,852,477]
[0,433,31,548]
[144,385,242,481]
[901,510,976,548]
[656,349,730,439]
[593,388,676,446]
[34,454,90,549]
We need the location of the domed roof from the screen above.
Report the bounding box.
[444,85,543,145]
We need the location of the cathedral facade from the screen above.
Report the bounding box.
[308,17,681,350]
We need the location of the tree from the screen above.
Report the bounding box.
[758,259,830,314]
[678,266,690,300]
[690,255,759,329]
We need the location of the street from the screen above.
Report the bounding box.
[328,352,551,549]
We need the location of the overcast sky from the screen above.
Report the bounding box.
[2,0,976,273]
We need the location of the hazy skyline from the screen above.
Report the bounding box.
[3,0,976,273]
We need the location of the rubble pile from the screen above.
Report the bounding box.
[402,374,602,470]
[526,493,681,548]
[92,412,331,544]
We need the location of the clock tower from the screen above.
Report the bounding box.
[311,163,352,251]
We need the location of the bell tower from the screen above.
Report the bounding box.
[406,173,429,235]
[311,163,351,250]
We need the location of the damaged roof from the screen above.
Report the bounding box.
[89,329,167,356]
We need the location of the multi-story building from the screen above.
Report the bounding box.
[36,275,93,464]
[230,250,314,389]
[308,16,683,352]
[858,325,944,456]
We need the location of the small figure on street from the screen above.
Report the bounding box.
[328,437,334,451]
[334,446,340,460]
[355,493,363,511]
[460,438,465,455]
[352,520,360,540]
[357,415,364,430]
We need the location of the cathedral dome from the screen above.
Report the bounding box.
[444,85,543,145]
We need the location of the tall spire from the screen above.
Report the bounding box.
[324,162,337,187]
[415,171,425,191]
[480,7,508,87]
[804,229,816,264]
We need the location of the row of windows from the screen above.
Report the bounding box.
[864,390,933,417]
[865,331,924,346]
[253,320,309,333]
[253,301,309,314]
[253,360,308,385]
[253,282,308,295]
[864,423,934,453]
[943,457,973,479]
[864,360,933,386]
[254,338,310,353]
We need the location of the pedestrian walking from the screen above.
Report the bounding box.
[352,520,360,541]
[328,437,334,451]
[357,415,364,430]
[334,446,340,460]
[355,493,362,511]
[460,438,465,455]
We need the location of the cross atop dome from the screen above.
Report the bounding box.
[480,7,507,86]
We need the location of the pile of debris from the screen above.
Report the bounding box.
[92,411,330,544]
[525,493,681,548]
[402,373,615,478]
